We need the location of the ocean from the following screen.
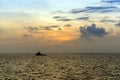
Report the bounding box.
[0,54,120,80]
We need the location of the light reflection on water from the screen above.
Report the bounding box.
[0,54,120,80]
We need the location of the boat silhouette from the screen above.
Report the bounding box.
[36,51,46,56]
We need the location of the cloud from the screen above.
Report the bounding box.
[53,16,66,19]
[64,24,72,27]
[80,24,108,38]
[26,26,39,32]
[100,16,117,23]
[102,0,120,4]
[26,25,59,32]
[115,21,120,26]
[53,16,90,22]
[58,28,62,30]
[23,34,33,38]
[40,26,52,30]
[27,26,52,32]
[40,26,59,30]
[48,25,59,28]
[52,11,65,14]
[76,17,90,21]
[52,15,73,22]
[70,6,119,14]
[53,15,90,22]
[27,26,39,30]
[57,18,73,21]
[100,19,117,23]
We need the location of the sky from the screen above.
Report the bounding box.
[0,0,120,53]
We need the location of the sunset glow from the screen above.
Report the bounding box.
[0,0,120,53]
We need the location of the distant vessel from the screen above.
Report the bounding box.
[36,51,46,56]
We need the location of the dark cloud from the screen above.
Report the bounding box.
[76,17,89,21]
[48,25,59,28]
[57,18,73,21]
[27,26,39,31]
[53,15,90,22]
[102,0,120,4]
[64,24,72,27]
[80,24,108,38]
[53,16,66,19]
[53,15,73,22]
[100,19,117,23]
[53,16,72,22]
[27,26,52,31]
[52,11,65,14]
[70,6,119,14]
[23,34,33,38]
[26,25,59,32]
[58,28,62,30]
[40,26,52,30]
[115,21,120,26]
[40,26,59,30]
[26,26,40,32]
